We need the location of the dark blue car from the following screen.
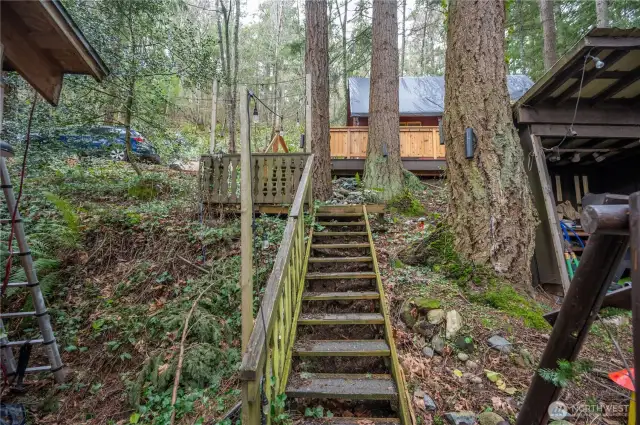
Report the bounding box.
[54,126,161,164]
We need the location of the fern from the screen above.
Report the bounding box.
[539,359,593,388]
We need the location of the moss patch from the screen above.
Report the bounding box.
[387,190,426,217]
[469,286,550,331]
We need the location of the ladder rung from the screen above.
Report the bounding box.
[26,365,52,373]
[317,221,366,226]
[6,281,30,288]
[0,219,21,225]
[0,311,36,319]
[314,232,368,236]
[302,291,380,301]
[0,339,44,348]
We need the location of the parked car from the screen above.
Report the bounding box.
[48,126,161,164]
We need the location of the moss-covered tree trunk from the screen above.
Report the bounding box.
[444,0,536,286]
[363,0,404,201]
[305,0,332,200]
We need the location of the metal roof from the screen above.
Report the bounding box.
[1,0,109,105]
[349,75,534,117]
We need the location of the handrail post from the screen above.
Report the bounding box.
[240,87,253,351]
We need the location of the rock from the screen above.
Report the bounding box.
[454,335,474,352]
[465,360,479,370]
[457,352,469,362]
[401,302,418,328]
[423,394,437,411]
[444,411,476,425]
[478,412,506,425]
[445,310,463,339]
[470,376,482,384]
[427,309,446,325]
[413,297,442,313]
[513,348,534,368]
[602,315,629,327]
[549,421,573,425]
[422,346,435,358]
[431,335,445,355]
[488,335,512,353]
[413,320,437,338]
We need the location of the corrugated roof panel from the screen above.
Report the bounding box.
[349,75,534,117]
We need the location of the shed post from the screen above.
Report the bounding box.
[239,87,253,352]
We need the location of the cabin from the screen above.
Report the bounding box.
[330,75,534,175]
[513,27,640,295]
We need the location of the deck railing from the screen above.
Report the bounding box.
[240,155,315,425]
[200,153,310,205]
[330,126,444,159]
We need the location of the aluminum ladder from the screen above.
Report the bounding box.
[0,144,65,384]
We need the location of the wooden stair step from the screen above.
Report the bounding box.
[312,243,370,249]
[298,418,400,425]
[314,231,368,236]
[286,373,397,400]
[317,221,366,226]
[298,313,384,325]
[315,213,363,218]
[306,272,376,280]
[294,340,390,356]
[302,291,379,301]
[308,256,372,263]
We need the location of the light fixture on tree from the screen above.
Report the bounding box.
[465,128,477,159]
[296,112,300,127]
[571,152,581,163]
[586,54,605,69]
[253,104,259,123]
[300,134,305,150]
[382,143,388,158]
[548,150,561,162]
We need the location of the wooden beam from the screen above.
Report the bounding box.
[555,50,629,104]
[531,124,640,139]
[1,4,63,105]
[544,286,633,325]
[585,35,640,49]
[518,106,640,126]
[590,64,640,105]
[629,192,640,407]
[239,87,253,352]
[516,194,630,425]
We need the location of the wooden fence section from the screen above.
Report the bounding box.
[200,153,310,205]
[330,126,444,159]
[240,155,314,424]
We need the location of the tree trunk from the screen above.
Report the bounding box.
[400,0,406,76]
[539,0,557,70]
[363,0,404,201]
[124,78,142,176]
[444,0,536,286]
[210,79,218,154]
[335,0,349,125]
[305,0,332,200]
[596,0,609,27]
[229,0,240,153]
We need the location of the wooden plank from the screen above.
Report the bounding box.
[297,418,400,425]
[529,133,571,292]
[629,192,640,409]
[582,175,589,194]
[313,231,368,236]
[315,212,363,218]
[293,340,390,357]
[285,373,397,400]
[554,175,562,202]
[306,272,376,280]
[229,156,239,203]
[590,64,640,104]
[316,221,366,226]
[308,256,372,263]
[220,156,230,203]
[516,195,630,425]
[530,124,640,139]
[297,313,384,325]
[302,291,380,301]
[574,175,582,208]
[290,155,314,218]
[311,243,370,249]
[240,88,253,351]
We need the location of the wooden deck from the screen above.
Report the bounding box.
[330,126,444,159]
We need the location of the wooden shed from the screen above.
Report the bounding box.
[1,0,109,105]
[514,28,640,294]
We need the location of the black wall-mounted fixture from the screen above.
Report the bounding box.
[300,134,306,150]
[465,127,477,159]
[439,118,445,145]
[382,143,388,158]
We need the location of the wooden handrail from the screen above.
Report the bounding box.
[240,155,315,424]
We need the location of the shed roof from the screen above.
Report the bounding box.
[349,75,534,117]
[1,0,109,105]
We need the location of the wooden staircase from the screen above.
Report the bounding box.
[285,205,410,424]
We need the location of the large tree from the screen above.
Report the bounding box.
[363,0,404,201]
[305,0,332,200]
[444,0,536,286]
[539,0,558,70]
